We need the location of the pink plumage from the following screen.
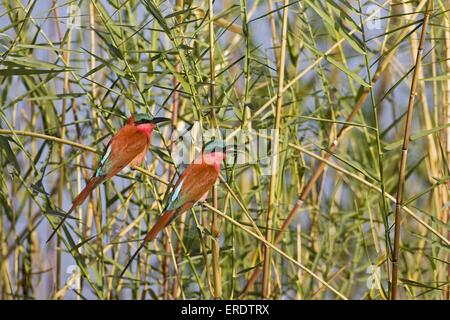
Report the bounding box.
[47,113,169,242]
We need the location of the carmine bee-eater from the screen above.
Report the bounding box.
[47,113,170,242]
[119,140,227,278]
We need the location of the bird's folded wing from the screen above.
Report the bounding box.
[94,126,148,179]
[165,164,218,211]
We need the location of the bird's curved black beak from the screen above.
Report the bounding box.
[151,117,171,124]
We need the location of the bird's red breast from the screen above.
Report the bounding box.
[129,123,155,166]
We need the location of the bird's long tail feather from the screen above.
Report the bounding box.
[47,176,102,243]
[119,210,177,279]
[144,209,177,242]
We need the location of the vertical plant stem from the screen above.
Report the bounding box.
[391,0,432,300]
[267,0,279,67]
[296,223,302,300]
[162,174,172,296]
[90,0,106,295]
[261,0,288,299]
[171,0,184,299]
[52,0,71,295]
[358,0,392,295]
[208,0,221,299]
[89,1,97,118]
[84,1,95,269]
[240,0,251,129]
[443,4,450,301]
[403,0,442,298]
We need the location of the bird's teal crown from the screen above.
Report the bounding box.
[134,113,170,125]
[134,113,153,124]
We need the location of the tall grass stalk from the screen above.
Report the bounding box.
[391,0,432,299]
[261,0,289,299]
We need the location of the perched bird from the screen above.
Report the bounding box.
[119,140,227,278]
[47,113,170,242]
